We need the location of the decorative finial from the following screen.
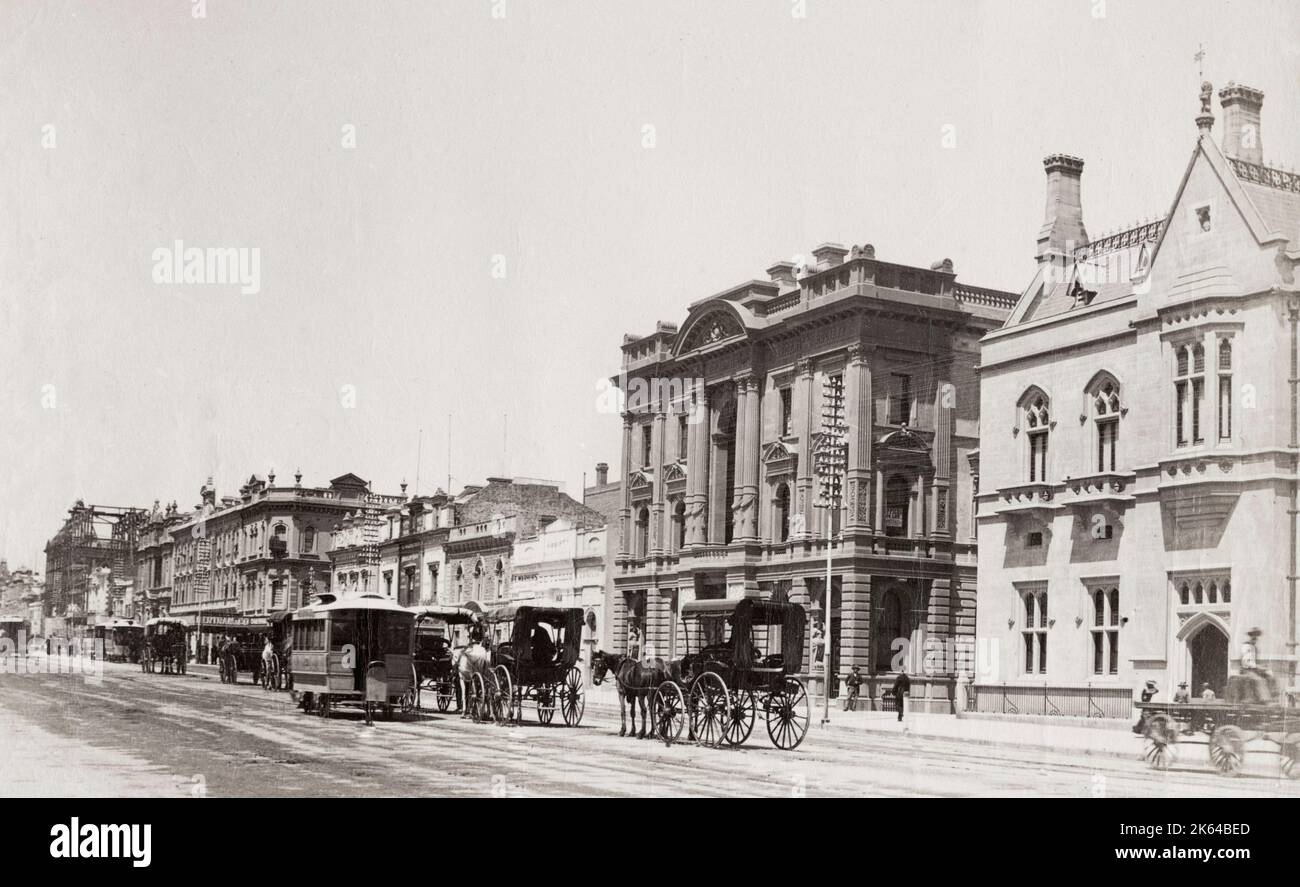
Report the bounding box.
[1196,80,1215,135]
[294,468,302,485]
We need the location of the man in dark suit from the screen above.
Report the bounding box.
[893,670,912,722]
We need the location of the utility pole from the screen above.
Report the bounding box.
[814,373,847,726]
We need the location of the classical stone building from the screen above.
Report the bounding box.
[975,82,1300,714]
[134,500,190,618]
[170,472,403,646]
[614,242,1015,709]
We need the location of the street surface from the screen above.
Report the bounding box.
[1,661,1297,797]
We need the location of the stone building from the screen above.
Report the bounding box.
[613,242,1015,709]
[134,500,190,619]
[169,472,403,645]
[974,82,1300,714]
[43,501,146,624]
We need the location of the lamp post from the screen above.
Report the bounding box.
[814,373,847,726]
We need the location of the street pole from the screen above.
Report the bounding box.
[814,372,846,727]
[822,496,834,727]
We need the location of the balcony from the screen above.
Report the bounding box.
[1060,471,1135,510]
[992,482,1060,517]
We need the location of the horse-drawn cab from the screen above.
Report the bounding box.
[93,618,144,663]
[654,598,810,750]
[405,604,479,713]
[261,610,294,690]
[290,593,414,724]
[482,604,586,726]
[141,618,188,674]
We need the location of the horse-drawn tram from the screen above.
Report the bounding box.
[1140,675,1299,777]
[290,594,414,724]
[482,604,586,727]
[140,618,188,674]
[652,598,810,751]
[91,618,144,663]
[405,604,478,713]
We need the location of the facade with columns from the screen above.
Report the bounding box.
[613,243,1015,710]
[975,81,1300,711]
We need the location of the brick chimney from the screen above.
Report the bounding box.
[1219,82,1264,164]
[595,462,609,486]
[1036,154,1089,262]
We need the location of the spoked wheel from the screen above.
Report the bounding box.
[178,656,186,676]
[765,677,810,750]
[1281,738,1300,780]
[363,701,376,726]
[470,673,487,724]
[722,688,757,747]
[536,685,557,724]
[493,666,514,724]
[653,681,686,746]
[1208,724,1246,776]
[1143,714,1178,770]
[435,679,453,712]
[690,672,729,748]
[560,666,585,727]
[399,669,418,716]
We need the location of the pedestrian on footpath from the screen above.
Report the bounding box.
[1172,681,1190,704]
[893,670,911,722]
[1132,679,1158,734]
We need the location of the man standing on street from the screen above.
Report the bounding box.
[893,670,911,722]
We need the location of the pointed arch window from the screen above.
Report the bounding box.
[1175,342,1205,446]
[1089,377,1121,472]
[1217,338,1233,441]
[1022,392,1051,482]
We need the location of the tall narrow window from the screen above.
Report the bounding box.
[1090,587,1120,675]
[1218,339,1232,441]
[889,374,911,425]
[1024,394,1050,482]
[1092,379,1120,472]
[1175,343,1206,446]
[673,499,686,551]
[677,414,689,460]
[1021,588,1048,675]
[780,386,793,437]
[774,483,791,543]
[641,425,653,467]
[636,507,650,558]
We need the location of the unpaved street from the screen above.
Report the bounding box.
[1,662,1296,798]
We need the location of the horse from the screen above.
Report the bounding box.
[455,642,493,720]
[591,650,672,739]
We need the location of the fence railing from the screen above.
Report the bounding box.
[968,683,1133,719]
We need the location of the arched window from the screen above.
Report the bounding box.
[636,507,650,558]
[1175,342,1206,446]
[1090,377,1121,472]
[303,526,316,553]
[1218,338,1232,441]
[884,475,911,537]
[1179,582,1190,606]
[1021,391,1051,482]
[673,499,686,552]
[774,483,791,543]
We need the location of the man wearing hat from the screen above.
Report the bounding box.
[1240,627,1274,703]
[1173,681,1191,704]
[1132,679,1159,734]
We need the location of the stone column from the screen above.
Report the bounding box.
[686,387,710,547]
[730,373,751,541]
[742,373,762,540]
[844,344,874,534]
[618,414,633,557]
[932,379,953,537]
[840,573,872,671]
[650,409,667,556]
[794,358,817,540]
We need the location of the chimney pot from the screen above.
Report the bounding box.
[1219,82,1264,164]
[595,462,609,486]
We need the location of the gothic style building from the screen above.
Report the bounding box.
[614,243,1016,709]
[975,82,1300,712]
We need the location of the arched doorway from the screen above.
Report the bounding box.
[1189,623,1228,699]
[874,588,907,673]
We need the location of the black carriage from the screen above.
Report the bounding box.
[653,598,810,750]
[483,604,585,727]
[92,618,144,663]
[260,611,293,691]
[1139,677,1299,777]
[405,605,479,713]
[141,618,188,675]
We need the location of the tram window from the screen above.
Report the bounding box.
[380,618,410,653]
[331,621,355,651]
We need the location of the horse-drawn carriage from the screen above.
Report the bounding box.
[480,604,585,727]
[290,594,414,725]
[140,618,188,674]
[260,610,293,691]
[0,616,30,661]
[91,618,144,663]
[649,598,810,750]
[1140,672,1299,777]
[405,605,478,713]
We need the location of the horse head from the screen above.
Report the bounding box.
[591,650,620,686]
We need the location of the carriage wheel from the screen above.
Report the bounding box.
[435,679,453,712]
[723,689,757,747]
[560,666,585,727]
[493,666,514,724]
[690,673,729,748]
[178,656,186,676]
[363,701,376,726]
[318,694,332,719]
[1208,724,1246,776]
[536,685,556,724]
[1280,738,1300,780]
[1143,714,1178,770]
[653,681,686,746]
[470,673,486,724]
[765,677,810,750]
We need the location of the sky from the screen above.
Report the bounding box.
[2,0,1299,570]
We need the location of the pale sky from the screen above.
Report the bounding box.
[2,0,1298,569]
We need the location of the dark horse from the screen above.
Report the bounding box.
[591,650,671,739]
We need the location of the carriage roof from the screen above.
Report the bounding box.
[294,594,414,619]
[680,598,806,630]
[98,618,142,629]
[482,603,584,625]
[0,615,29,624]
[145,617,186,628]
[408,604,480,625]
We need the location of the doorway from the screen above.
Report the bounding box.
[1189,623,1228,698]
